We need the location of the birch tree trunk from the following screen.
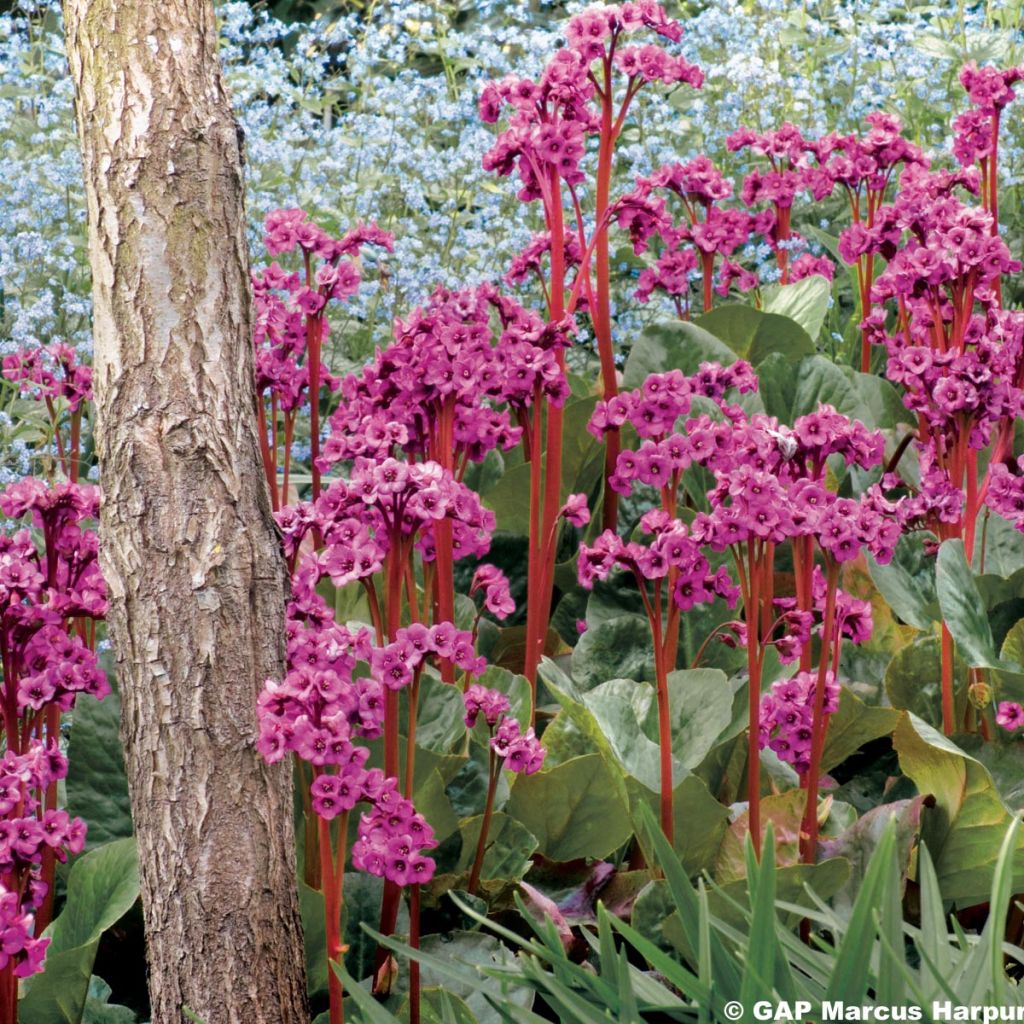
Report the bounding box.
[62,2,308,1021]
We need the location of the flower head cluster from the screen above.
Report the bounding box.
[464,685,545,774]
[619,157,765,307]
[985,457,1024,533]
[253,209,392,411]
[371,622,486,691]
[1,342,92,412]
[470,564,515,620]
[256,570,448,886]
[0,740,87,978]
[320,285,572,469]
[579,511,738,612]
[276,458,495,577]
[759,670,839,775]
[350,778,438,886]
[808,113,927,201]
[588,361,757,444]
[480,2,700,201]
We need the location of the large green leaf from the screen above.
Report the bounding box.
[758,353,862,425]
[696,304,815,365]
[342,873,409,984]
[821,687,900,774]
[20,838,140,1024]
[629,773,730,874]
[413,676,467,754]
[978,513,1024,577]
[570,614,654,690]
[579,671,731,791]
[66,686,133,848]
[761,276,831,341]
[507,754,632,862]
[937,539,1019,670]
[893,713,1024,903]
[622,319,737,388]
[757,353,905,431]
[868,534,940,632]
[454,812,538,882]
[885,635,968,730]
[417,931,533,1023]
[818,796,929,916]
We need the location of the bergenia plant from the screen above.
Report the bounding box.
[480,0,703,691]
[0,479,107,1015]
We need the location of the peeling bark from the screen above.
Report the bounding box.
[62,1,308,1021]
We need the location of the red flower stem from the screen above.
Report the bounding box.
[321,810,349,1024]
[940,621,956,737]
[702,252,714,314]
[432,399,456,683]
[256,399,278,511]
[304,252,323,502]
[44,397,68,480]
[593,59,620,533]
[745,539,763,859]
[530,172,569,700]
[271,392,279,489]
[468,749,499,896]
[650,584,674,844]
[34,704,61,934]
[800,559,839,865]
[376,543,406,968]
[404,672,421,798]
[69,407,81,484]
[409,884,421,1024]
[523,384,545,705]
[282,412,294,504]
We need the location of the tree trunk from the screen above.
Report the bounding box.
[62,2,308,1022]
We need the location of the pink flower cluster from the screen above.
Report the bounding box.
[372,622,486,690]
[588,361,757,443]
[997,701,1024,731]
[1,342,93,412]
[276,457,495,578]
[256,570,455,885]
[759,670,839,775]
[470,565,515,620]
[579,510,738,612]
[953,63,1023,167]
[253,210,392,411]
[0,480,107,982]
[590,363,899,566]
[0,742,86,977]
[463,686,545,775]
[480,2,700,202]
[986,457,1024,533]
[320,285,572,469]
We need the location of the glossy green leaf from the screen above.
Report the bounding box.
[66,686,133,849]
[454,812,538,882]
[894,713,1024,903]
[937,539,1017,670]
[761,276,831,341]
[570,615,655,691]
[506,754,631,861]
[622,319,737,388]
[20,839,140,1024]
[697,304,815,364]
[868,534,940,632]
[821,687,900,774]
